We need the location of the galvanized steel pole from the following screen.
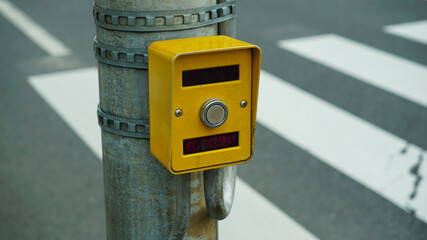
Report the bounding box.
[94,0,236,239]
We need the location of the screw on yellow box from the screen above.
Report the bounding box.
[148,35,261,174]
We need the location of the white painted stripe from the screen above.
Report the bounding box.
[28,68,101,159]
[28,67,318,240]
[0,0,71,57]
[384,20,427,45]
[219,178,318,240]
[278,34,427,108]
[257,70,427,223]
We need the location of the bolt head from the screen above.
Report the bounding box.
[175,109,183,117]
[240,100,247,108]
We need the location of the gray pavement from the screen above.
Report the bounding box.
[1,0,427,239]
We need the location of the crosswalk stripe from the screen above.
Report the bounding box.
[384,19,427,45]
[257,70,427,223]
[278,34,427,108]
[28,67,318,240]
[0,0,71,57]
[28,68,102,159]
[221,178,318,240]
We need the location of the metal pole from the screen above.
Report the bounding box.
[94,0,236,239]
[218,0,236,38]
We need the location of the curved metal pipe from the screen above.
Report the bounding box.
[203,165,237,220]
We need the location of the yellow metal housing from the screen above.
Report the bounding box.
[149,36,261,174]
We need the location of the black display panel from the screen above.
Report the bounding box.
[182,65,239,87]
[183,132,239,155]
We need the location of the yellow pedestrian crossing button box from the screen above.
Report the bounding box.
[149,36,261,174]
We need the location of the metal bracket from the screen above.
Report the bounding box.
[94,38,148,69]
[93,1,236,32]
[94,2,236,68]
[204,166,236,220]
[97,105,150,138]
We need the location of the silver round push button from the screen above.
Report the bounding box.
[200,99,228,128]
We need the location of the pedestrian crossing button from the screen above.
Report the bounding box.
[200,99,228,128]
[148,36,261,174]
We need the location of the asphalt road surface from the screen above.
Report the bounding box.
[1,0,427,239]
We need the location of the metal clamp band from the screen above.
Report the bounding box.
[94,38,148,69]
[93,1,236,32]
[97,105,150,139]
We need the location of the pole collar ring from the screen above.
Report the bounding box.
[97,104,150,139]
[93,1,236,32]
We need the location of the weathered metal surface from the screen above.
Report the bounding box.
[93,1,236,32]
[95,0,219,239]
[99,64,191,239]
[185,172,217,240]
[94,38,149,69]
[217,0,236,38]
[92,0,236,69]
[97,104,149,138]
[204,166,237,220]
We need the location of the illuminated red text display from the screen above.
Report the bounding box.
[183,132,239,155]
